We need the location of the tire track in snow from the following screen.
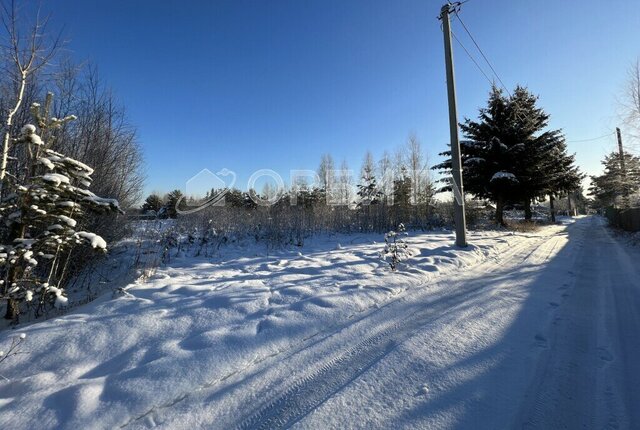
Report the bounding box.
[234,294,468,430]
[236,331,397,430]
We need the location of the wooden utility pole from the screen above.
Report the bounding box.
[440,3,467,247]
[616,127,629,206]
[616,127,626,172]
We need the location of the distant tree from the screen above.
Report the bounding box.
[165,190,185,218]
[357,151,382,206]
[554,187,588,218]
[141,194,163,213]
[377,151,394,203]
[317,154,335,192]
[544,141,583,221]
[393,166,412,225]
[620,59,640,143]
[222,188,245,208]
[589,152,640,208]
[337,159,353,206]
[405,135,426,205]
[289,176,315,208]
[422,179,437,211]
[356,152,383,231]
[404,134,436,225]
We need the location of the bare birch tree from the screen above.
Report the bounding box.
[621,59,640,148]
[317,153,335,191]
[0,0,61,191]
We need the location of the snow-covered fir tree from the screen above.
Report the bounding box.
[357,159,382,206]
[589,152,640,208]
[434,86,582,225]
[0,94,122,321]
[382,223,409,271]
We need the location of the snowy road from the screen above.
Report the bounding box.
[2,216,639,429]
[517,217,640,430]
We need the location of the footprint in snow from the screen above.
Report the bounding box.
[534,333,548,348]
[597,347,613,362]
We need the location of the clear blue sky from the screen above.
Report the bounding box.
[46,0,640,196]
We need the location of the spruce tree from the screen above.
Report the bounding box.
[141,194,163,213]
[0,94,122,321]
[165,190,185,218]
[392,166,412,226]
[507,88,582,219]
[357,163,382,206]
[589,152,640,208]
[434,86,581,225]
[543,141,583,221]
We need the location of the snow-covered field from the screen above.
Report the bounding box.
[1,216,639,429]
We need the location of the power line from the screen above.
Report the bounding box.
[450,7,537,128]
[451,31,494,87]
[453,10,510,96]
[566,132,616,143]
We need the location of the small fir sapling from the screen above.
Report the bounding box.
[382,223,409,271]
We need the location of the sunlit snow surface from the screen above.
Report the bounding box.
[1,217,639,429]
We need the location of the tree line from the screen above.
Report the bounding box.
[140,135,453,240]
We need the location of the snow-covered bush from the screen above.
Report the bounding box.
[382,223,409,271]
[161,229,181,264]
[0,94,122,321]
